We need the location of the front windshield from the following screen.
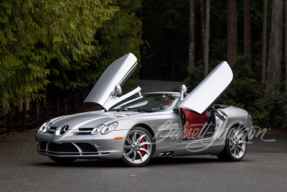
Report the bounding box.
[110,93,180,112]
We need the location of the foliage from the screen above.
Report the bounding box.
[253,92,287,129]
[0,0,118,106]
[1,0,143,107]
[184,64,204,92]
[184,56,265,123]
[218,56,265,115]
[90,0,143,82]
[48,0,143,91]
[138,0,190,81]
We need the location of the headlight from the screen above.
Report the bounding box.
[38,120,51,133]
[91,124,106,135]
[91,122,119,135]
[101,122,119,135]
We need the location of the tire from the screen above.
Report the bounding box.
[217,125,248,162]
[49,156,76,164]
[122,127,155,167]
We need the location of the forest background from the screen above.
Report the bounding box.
[1,0,287,129]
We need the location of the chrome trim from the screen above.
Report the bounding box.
[104,87,142,110]
[38,148,111,158]
[73,128,93,135]
[72,143,82,155]
[46,142,49,154]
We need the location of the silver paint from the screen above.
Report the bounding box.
[84,53,137,108]
[177,61,233,115]
[35,54,252,163]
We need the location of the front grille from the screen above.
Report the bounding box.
[38,142,99,155]
[39,141,47,150]
[76,143,98,152]
[49,143,78,152]
[75,128,94,135]
[46,127,94,135]
[47,126,57,134]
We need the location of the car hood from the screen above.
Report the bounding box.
[50,111,139,129]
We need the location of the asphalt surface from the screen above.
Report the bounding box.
[0,129,287,192]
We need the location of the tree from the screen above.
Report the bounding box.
[285,0,287,124]
[261,0,268,84]
[227,0,238,64]
[189,0,195,70]
[89,0,143,82]
[265,0,284,99]
[244,0,252,70]
[44,0,118,91]
[204,0,210,76]
[0,0,118,106]
[139,0,190,81]
[200,0,206,61]
[48,0,143,91]
[285,0,287,90]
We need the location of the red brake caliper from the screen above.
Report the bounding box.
[141,138,146,156]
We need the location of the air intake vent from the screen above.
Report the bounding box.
[47,126,57,134]
[75,128,94,135]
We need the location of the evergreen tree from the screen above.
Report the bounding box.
[49,0,143,90]
[0,0,118,106]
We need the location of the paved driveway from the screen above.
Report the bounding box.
[0,129,287,191]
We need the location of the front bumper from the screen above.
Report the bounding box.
[35,129,129,159]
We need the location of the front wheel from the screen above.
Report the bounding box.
[49,156,76,164]
[217,126,248,161]
[122,127,155,167]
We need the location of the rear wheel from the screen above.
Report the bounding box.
[217,126,248,161]
[49,156,76,164]
[122,127,155,167]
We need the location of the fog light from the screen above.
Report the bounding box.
[95,143,100,148]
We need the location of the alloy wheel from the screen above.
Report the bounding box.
[228,128,247,159]
[123,130,152,164]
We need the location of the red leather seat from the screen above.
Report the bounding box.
[182,109,209,138]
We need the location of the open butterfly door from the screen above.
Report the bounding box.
[177,61,233,115]
[84,53,139,110]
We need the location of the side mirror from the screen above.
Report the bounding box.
[115,84,122,95]
[110,84,122,99]
[180,85,187,101]
[173,84,187,110]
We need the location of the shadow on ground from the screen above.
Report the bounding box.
[30,155,255,169]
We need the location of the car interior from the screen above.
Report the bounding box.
[181,104,229,140]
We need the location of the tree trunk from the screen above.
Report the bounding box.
[244,0,252,70]
[261,0,268,84]
[204,0,210,76]
[265,0,284,99]
[4,99,8,114]
[285,0,287,91]
[227,0,238,64]
[25,101,29,111]
[189,0,195,70]
[18,97,23,112]
[43,90,47,107]
[25,101,30,118]
[285,0,287,125]
[200,0,206,59]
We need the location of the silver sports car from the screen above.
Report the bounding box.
[35,53,252,166]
